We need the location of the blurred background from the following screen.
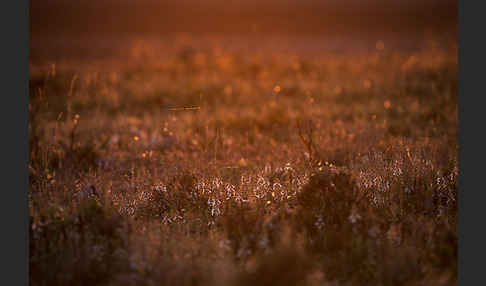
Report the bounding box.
[31,0,457,35]
[30,0,457,62]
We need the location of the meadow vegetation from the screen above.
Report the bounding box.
[29,36,457,286]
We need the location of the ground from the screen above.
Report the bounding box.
[29,34,457,286]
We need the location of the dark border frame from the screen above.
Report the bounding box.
[2,0,29,285]
[458,0,482,285]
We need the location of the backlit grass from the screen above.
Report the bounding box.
[29,36,457,286]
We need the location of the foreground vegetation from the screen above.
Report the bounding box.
[29,36,457,286]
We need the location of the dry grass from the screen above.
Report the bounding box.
[29,36,457,286]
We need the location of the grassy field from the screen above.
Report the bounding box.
[29,35,457,286]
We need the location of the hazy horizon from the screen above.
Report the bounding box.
[31,0,457,36]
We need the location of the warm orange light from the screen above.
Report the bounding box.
[363,79,372,89]
[333,86,342,95]
[376,41,385,51]
[224,85,233,96]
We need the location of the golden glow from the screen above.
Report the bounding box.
[384,100,391,109]
[363,79,372,89]
[333,86,342,95]
[238,158,248,167]
[224,85,233,96]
